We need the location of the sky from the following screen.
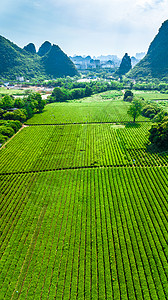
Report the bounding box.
[0,0,168,58]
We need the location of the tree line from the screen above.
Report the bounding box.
[124,90,168,149]
[0,93,45,143]
[48,81,123,103]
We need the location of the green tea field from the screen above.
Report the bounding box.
[25,93,148,125]
[0,92,168,299]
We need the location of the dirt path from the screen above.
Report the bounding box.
[0,164,167,176]
[0,125,28,150]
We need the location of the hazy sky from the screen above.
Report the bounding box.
[0,0,167,58]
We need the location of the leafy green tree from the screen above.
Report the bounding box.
[0,108,6,118]
[51,87,67,102]
[13,109,27,122]
[152,110,166,122]
[70,88,85,99]
[110,81,123,90]
[0,120,21,132]
[33,93,46,112]
[0,134,8,144]
[14,98,25,108]
[3,112,15,120]
[0,95,14,109]
[0,125,15,137]
[142,104,161,119]
[149,116,168,149]
[23,105,33,118]
[3,109,26,122]
[127,99,142,123]
[26,93,45,112]
[123,90,133,102]
[85,85,92,97]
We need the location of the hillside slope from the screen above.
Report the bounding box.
[42,44,79,78]
[129,20,168,79]
[0,36,79,80]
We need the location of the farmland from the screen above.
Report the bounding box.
[0,123,168,175]
[25,93,149,125]
[0,91,168,299]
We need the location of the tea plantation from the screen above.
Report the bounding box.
[0,92,167,299]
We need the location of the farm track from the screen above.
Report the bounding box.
[27,121,152,126]
[0,164,167,176]
[0,125,28,150]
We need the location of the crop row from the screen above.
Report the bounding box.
[0,124,168,174]
[0,167,167,299]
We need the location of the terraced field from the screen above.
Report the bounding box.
[0,92,168,299]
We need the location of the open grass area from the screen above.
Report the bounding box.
[0,91,168,299]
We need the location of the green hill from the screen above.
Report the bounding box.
[42,44,79,78]
[23,43,36,54]
[37,41,52,56]
[129,20,168,79]
[0,35,79,80]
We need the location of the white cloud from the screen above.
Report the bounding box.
[136,0,164,8]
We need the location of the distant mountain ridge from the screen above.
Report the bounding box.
[0,35,79,80]
[129,20,168,79]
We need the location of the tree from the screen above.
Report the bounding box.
[85,85,92,97]
[33,93,46,112]
[27,93,45,112]
[149,116,168,149]
[51,87,67,102]
[141,104,161,119]
[123,90,133,102]
[3,109,26,122]
[70,88,85,99]
[0,120,21,132]
[0,108,6,118]
[0,125,15,137]
[127,99,142,123]
[14,97,25,108]
[3,112,15,120]
[13,109,27,122]
[0,95,14,110]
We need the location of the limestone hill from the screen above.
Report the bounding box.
[129,20,168,79]
[0,35,79,80]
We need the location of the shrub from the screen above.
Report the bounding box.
[3,112,15,120]
[0,120,21,132]
[13,109,27,122]
[0,134,8,143]
[0,126,15,137]
[142,104,161,119]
